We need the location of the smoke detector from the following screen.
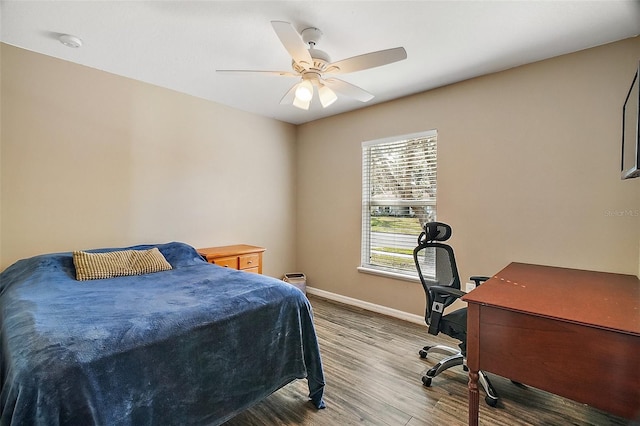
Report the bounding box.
[59,34,83,48]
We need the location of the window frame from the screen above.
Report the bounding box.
[359,130,437,281]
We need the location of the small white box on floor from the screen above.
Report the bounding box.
[283,273,306,294]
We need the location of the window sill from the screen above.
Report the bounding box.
[357,266,421,283]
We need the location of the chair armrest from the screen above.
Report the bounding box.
[430,285,466,300]
[470,276,491,286]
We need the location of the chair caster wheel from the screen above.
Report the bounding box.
[422,376,432,387]
[418,349,428,358]
[485,396,498,407]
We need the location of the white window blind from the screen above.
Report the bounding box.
[361,130,437,277]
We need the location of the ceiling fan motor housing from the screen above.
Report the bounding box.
[292,50,330,73]
[292,27,331,73]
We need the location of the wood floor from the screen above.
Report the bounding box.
[225,295,631,426]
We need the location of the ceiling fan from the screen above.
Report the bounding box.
[217,21,407,110]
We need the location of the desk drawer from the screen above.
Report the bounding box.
[477,306,640,419]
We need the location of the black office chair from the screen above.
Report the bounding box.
[413,221,499,407]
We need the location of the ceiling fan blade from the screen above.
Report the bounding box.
[325,47,407,74]
[324,78,374,102]
[216,69,298,77]
[271,21,313,66]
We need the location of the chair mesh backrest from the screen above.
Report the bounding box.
[434,246,456,288]
[413,222,461,321]
[414,244,460,291]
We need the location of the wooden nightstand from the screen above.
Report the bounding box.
[197,244,265,274]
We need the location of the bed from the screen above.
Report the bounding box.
[0,242,325,425]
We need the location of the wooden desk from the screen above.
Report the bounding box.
[462,262,640,425]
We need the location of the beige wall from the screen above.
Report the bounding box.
[0,43,298,277]
[296,37,640,316]
[1,38,639,317]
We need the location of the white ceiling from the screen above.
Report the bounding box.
[1,1,639,125]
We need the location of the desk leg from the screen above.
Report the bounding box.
[468,371,479,426]
[467,303,480,426]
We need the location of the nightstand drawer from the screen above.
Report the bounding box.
[239,253,260,270]
[213,255,238,269]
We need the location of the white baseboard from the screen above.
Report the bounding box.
[306,286,425,326]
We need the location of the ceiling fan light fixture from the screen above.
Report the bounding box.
[294,80,314,102]
[318,85,337,108]
[292,95,311,110]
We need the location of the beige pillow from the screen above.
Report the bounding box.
[73,248,172,281]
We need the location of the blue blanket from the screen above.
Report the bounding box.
[0,242,325,425]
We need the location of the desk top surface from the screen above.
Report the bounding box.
[462,262,640,336]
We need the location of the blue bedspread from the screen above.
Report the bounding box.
[0,242,325,425]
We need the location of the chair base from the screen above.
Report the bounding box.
[419,345,499,407]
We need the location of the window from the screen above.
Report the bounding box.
[360,130,437,279]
